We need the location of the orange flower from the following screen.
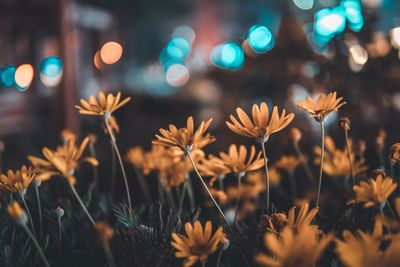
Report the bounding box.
[275,155,302,173]
[226,102,294,143]
[152,116,215,152]
[171,221,226,267]
[7,201,27,224]
[297,91,346,122]
[197,155,230,185]
[75,91,131,117]
[218,144,264,174]
[0,166,36,195]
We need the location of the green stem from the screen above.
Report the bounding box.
[216,247,223,267]
[22,223,50,267]
[260,142,270,213]
[103,242,117,267]
[234,174,242,223]
[105,118,132,209]
[20,194,36,236]
[110,141,117,197]
[69,183,96,226]
[344,130,355,186]
[316,120,325,208]
[35,186,43,240]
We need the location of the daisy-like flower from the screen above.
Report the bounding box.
[218,144,264,175]
[297,91,346,122]
[197,155,230,186]
[74,91,131,117]
[126,146,146,168]
[352,171,397,207]
[275,155,302,173]
[226,102,295,144]
[28,137,98,185]
[101,115,120,135]
[247,168,282,188]
[255,224,332,267]
[171,220,226,267]
[0,166,36,195]
[152,116,215,152]
[335,219,400,267]
[389,143,400,164]
[314,136,368,177]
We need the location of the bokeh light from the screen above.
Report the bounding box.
[100,41,123,64]
[247,25,275,54]
[40,56,63,87]
[94,50,104,70]
[315,8,346,38]
[166,37,190,60]
[1,66,16,87]
[349,44,368,65]
[172,26,196,44]
[343,0,364,32]
[391,27,400,49]
[293,0,314,10]
[15,64,34,89]
[165,63,190,87]
[210,42,244,71]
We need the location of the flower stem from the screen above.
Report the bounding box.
[58,216,62,245]
[20,194,36,236]
[178,178,189,216]
[216,247,224,267]
[234,174,242,223]
[69,183,96,226]
[293,142,315,186]
[316,120,325,208]
[103,242,117,267]
[35,186,43,240]
[105,118,132,209]
[110,141,117,196]
[288,171,297,200]
[201,262,206,267]
[344,130,355,186]
[260,142,270,213]
[22,223,50,267]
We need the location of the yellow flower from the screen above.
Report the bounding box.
[75,91,131,117]
[7,201,27,224]
[152,116,215,152]
[171,220,226,267]
[100,115,120,134]
[197,155,230,185]
[28,137,98,185]
[247,168,282,188]
[275,155,302,173]
[226,102,294,143]
[352,171,397,207]
[297,91,346,122]
[126,146,146,167]
[218,144,264,174]
[255,224,332,267]
[0,166,36,195]
[60,129,76,143]
[335,219,400,267]
[389,143,400,164]
[314,136,368,177]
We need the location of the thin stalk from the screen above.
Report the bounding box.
[69,183,96,226]
[234,174,243,223]
[58,216,62,245]
[178,179,189,216]
[380,204,392,236]
[216,247,224,267]
[110,141,117,196]
[218,176,224,192]
[385,199,397,218]
[293,142,315,185]
[19,194,36,236]
[35,186,43,240]
[22,223,50,267]
[344,130,355,186]
[260,142,270,213]
[105,117,132,209]
[133,165,151,205]
[103,242,117,267]
[89,142,99,194]
[201,262,206,267]
[316,120,325,208]
[186,175,195,211]
[158,177,165,202]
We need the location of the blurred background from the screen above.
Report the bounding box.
[1,0,400,173]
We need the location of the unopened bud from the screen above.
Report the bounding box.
[290,127,302,143]
[55,207,64,218]
[338,117,351,132]
[389,143,400,164]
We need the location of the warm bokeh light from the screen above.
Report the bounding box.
[391,27,400,49]
[165,63,190,87]
[349,44,368,65]
[100,41,123,65]
[94,50,103,70]
[15,64,34,89]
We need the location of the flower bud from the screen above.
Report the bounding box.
[290,127,302,143]
[375,128,387,150]
[55,207,64,218]
[8,201,28,226]
[33,178,42,187]
[222,238,230,250]
[389,143,400,164]
[94,222,114,244]
[338,117,351,132]
[88,133,97,144]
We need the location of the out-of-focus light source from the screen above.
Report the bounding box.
[343,0,364,32]
[166,64,190,87]
[172,26,196,44]
[40,56,63,87]
[210,42,244,71]
[349,44,368,65]
[315,8,346,38]
[247,25,275,54]
[15,64,34,90]
[390,27,400,49]
[1,66,16,87]
[166,37,190,60]
[100,41,123,64]
[362,0,382,8]
[293,0,314,10]
[93,50,103,70]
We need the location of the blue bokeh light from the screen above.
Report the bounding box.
[1,66,16,87]
[247,25,275,54]
[342,0,364,32]
[293,0,314,10]
[40,56,63,78]
[315,7,346,38]
[166,37,190,60]
[210,42,244,71]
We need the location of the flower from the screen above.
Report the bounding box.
[0,166,36,195]
[7,201,28,225]
[338,117,351,132]
[375,128,387,151]
[289,127,302,143]
[152,116,215,152]
[389,143,400,164]
[217,144,264,175]
[297,91,346,122]
[28,137,98,185]
[260,213,289,234]
[247,168,282,187]
[335,219,400,267]
[197,155,230,185]
[287,202,319,231]
[126,146,146,167]
[94,222,114,244]
[226,102,294,143]
[255,224,332,267]
[60,129,76,143]
[75,91,131,117]
[171,220,226,267]
[314,136,368,177]
[275,155,302,173]
[101,115,120,134]
[352,171,397,207]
